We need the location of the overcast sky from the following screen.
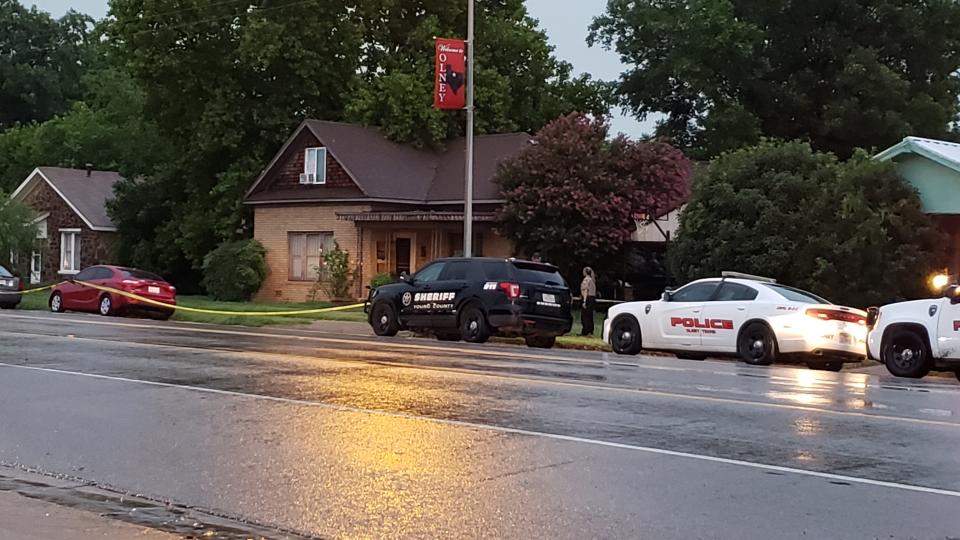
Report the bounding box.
[30,0,656,138]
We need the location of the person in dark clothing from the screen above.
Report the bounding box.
[580,267,597,336]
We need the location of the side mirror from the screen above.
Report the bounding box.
[400,271,412,283]
[661,290,672,302]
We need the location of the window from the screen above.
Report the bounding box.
[75,267,97,281]
[35,220,47,239]
[511,262,566,286]
[413,262,446,283]
[0,265,11,278]
[439,261,471,281]
[60,230,81,274]
[446,232,484,257]
[29,253,41,284]
[89,267,114,280]
[301,148,327,184]
[481,262,510,281]
[766,283,828,304]
[122,269,163,281]
[713,283,759,302]
[289,232,334,280]
[670,282,719,302]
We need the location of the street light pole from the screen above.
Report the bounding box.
[463,0,475,257]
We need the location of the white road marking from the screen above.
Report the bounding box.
[2,330,958,428]
[1,361,958,499]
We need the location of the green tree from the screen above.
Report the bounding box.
[347,0,615,148]
[670,140,946,307]
[0,195,37,272]
[0,1,93,129]
[495,113,690,278]
[589,0,960,159]
[201,239,267,302]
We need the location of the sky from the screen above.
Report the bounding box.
[30,0,657,138]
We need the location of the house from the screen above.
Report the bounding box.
[244,120,528,302]
[10,167,121,283]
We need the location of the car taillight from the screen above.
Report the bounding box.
[18,279,23,291]
[498,282,521,299]
[121,279,143,289]
[806,308,866,325]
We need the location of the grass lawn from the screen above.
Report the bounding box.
[557,310,609,350]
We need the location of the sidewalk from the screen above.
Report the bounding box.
[0,491,179,540]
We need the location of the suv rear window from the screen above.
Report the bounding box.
[481,262,510,281]
[511,262,566,286]
[766,283,827,304]
[122,269,164,281]
[0,265,11,278]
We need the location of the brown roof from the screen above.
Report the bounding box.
[12,167,122,231]
[246,120,531,204]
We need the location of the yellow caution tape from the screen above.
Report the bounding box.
[0,284,55,295]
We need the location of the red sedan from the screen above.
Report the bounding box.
[50,265,177,320]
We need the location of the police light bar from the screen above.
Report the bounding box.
[721,271,777,283]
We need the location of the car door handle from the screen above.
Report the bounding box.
[692,309,701,314]
[737,307,746,311]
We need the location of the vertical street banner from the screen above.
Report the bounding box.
[434,38,467,110]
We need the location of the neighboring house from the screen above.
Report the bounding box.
[876,137,960,275]
[633,203,685,243]
[245,120,527,302]
[10,167,121,283]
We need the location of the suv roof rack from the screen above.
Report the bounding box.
[721,271,777,283]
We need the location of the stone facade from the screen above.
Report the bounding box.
[21,180,115,281]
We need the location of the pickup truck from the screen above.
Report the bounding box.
[867,287,960,381]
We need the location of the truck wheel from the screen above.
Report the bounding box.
[881,328,931,378]
[524,335,556,349]
[371,303,400,337]
[737,322,777,366]
[459,304,490,344]
[609,316,642,355]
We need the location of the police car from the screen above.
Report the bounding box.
[365,257,573,348]
[603,272,868,370]
[866,286,960,381]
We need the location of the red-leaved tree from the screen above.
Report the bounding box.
[495,113,690,278]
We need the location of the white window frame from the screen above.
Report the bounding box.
[59,229,81,275]
[288,232,335,281]
[30,251,42,284]
[301,147,327,185]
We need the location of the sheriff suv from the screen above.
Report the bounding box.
[867,286,960,381]
[365,257,573,348]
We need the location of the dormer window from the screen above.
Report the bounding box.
[300,147,327,185]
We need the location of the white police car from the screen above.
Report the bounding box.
[603,272,868,370]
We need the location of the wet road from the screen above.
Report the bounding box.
[1,310,959,539]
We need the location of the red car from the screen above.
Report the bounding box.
[50,265,176,320]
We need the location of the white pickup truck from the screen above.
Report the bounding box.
[867,287,960,381]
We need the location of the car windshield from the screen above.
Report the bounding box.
[766,283,828,304]
[122,269,164,282]
[511,262,566,286]
[0,265,11,278]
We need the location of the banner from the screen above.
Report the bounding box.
[434,38,467,110]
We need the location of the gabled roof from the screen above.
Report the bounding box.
[875,136,960,173]
[10,167,122,231]
[245,120,531,204]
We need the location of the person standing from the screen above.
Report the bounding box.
[580,267,597,336]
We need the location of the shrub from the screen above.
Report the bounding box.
[309,241,355,300]
[201,239,268,302]
[370,272,394,289]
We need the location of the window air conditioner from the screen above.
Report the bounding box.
[299,173,316,184]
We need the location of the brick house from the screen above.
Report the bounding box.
[10,167,121,283]
[244,120,528,302]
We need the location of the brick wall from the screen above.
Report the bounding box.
[253,204,370,302]
[257,129,357,193]
[21,180,115,280]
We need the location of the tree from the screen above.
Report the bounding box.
[495,113,690,278]
[0,1,93,129]
[670,140,947,307]
[0,195,37,273]
[589,0,960,159]
[347,0,615,148]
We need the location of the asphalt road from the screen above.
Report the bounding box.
[1,310,959,539]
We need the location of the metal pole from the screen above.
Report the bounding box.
[463,0,475,257]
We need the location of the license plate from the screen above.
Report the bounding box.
[0,279,10,288]
[838,333,852,345]
[148,286,161,295]
[542,293,556,303]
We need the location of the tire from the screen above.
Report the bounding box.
[737,322,777,366]
[609,316,642,355]
[49,292,65,313]
[436,332,461,342]
[525,335,556,349]
[808,361,843,372]
[881,328,931,378]
[99,295,114,316]
[370,302,400,337]
[459,304,490,344]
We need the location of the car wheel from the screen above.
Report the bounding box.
[808,361,843,372]
[881,329,931,378]
[525,335,556,349]
[99,295,114,316]
[738,322,777,366]
[609,316,642,355]
[49,292,65,313]
[371,302,400,337]
[436,332,460,342]
[459,304,490,344]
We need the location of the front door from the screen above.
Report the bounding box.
[399,261,447,328]
[699,282,759,352]
[936,297,960,359]
[395,237,412,276]
[30,252,41,284]
[651,281,720,350]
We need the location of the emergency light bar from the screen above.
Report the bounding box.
[721,271,777,283]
